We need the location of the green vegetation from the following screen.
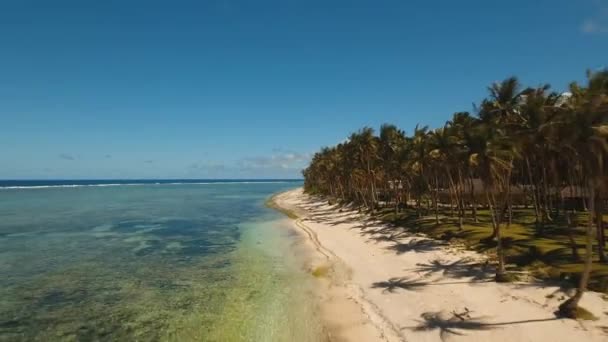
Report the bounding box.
[302,69,608,318]
[374,206,608,291]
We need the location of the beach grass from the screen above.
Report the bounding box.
[372,206,608,292]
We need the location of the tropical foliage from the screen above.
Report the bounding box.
[302,70,608,318]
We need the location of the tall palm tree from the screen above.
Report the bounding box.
[349,127,380,212]
[468,122,516,281]
[379,124,407,212]
[428,125,463,226]
[558,70,608,317]
[516,85,561,230]
[452,112,481,222]
[410,125,430,217]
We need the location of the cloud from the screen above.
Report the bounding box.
[581,2,608,34]
[184,151,309,178]
[581,18,608,34]
[185,161,227,177]
[59,153,75,160]
[104,154,112,159]
[237,150,311,172]
[144,160,154,164]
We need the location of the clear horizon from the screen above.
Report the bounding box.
[2,0,607,179]
[0,178,304,181]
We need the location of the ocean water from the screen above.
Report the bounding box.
[0,181,323,341]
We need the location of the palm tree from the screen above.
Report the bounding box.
[410,125,430,217]
[452,112,481,222]
[428,125,463,226]
[349,127,380,212]
[558,70,608,317]
[483,76,526,126]
[468,122,515,281]
[302,67,608,304]
[379,124,407,212]
[516,84,561,231]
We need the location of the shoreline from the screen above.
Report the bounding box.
[267,192,402,342]
[270,188,608,342]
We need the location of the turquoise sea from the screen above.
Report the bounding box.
[0,181,324,341]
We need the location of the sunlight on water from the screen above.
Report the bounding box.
[0,182,323,341]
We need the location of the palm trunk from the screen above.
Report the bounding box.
[508,195,513,226]
[566,210,581,261]
[366,155,376,213]
[457,169,465,229]
[484,188,498,240]
[393,180,399,215]
[495,178,512,282]
[495,214,507,281]
[596,196,606,263]
[468,171,478,222]
[525,157,541,224]
[542,164,553,222]
[434,172,439,225]
[559,184,595,317]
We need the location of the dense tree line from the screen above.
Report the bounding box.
[302,70,608,318]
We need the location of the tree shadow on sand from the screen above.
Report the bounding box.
[411,258,494,281]
[386,238,448,254]
[364,226,413,243]
[403,310,559,341]
[511,279,577,303]
[371,276,493,294]
[371,277,429,293]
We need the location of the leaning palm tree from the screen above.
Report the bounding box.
[468,122,516,282]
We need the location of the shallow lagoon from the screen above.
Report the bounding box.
[0,182,323,341]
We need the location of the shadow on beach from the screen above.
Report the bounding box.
[402,310,559,341]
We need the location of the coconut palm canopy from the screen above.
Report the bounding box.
[302,69,608,318]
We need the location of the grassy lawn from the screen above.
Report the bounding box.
[373,206,608,292]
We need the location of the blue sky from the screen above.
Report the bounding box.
[1,0,607,179]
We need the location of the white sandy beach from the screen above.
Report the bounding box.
[274,188,608,342]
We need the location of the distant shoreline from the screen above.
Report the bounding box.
[0,179,303,189]
[270,188,403,342]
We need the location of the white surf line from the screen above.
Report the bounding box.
[0,181,294,190]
